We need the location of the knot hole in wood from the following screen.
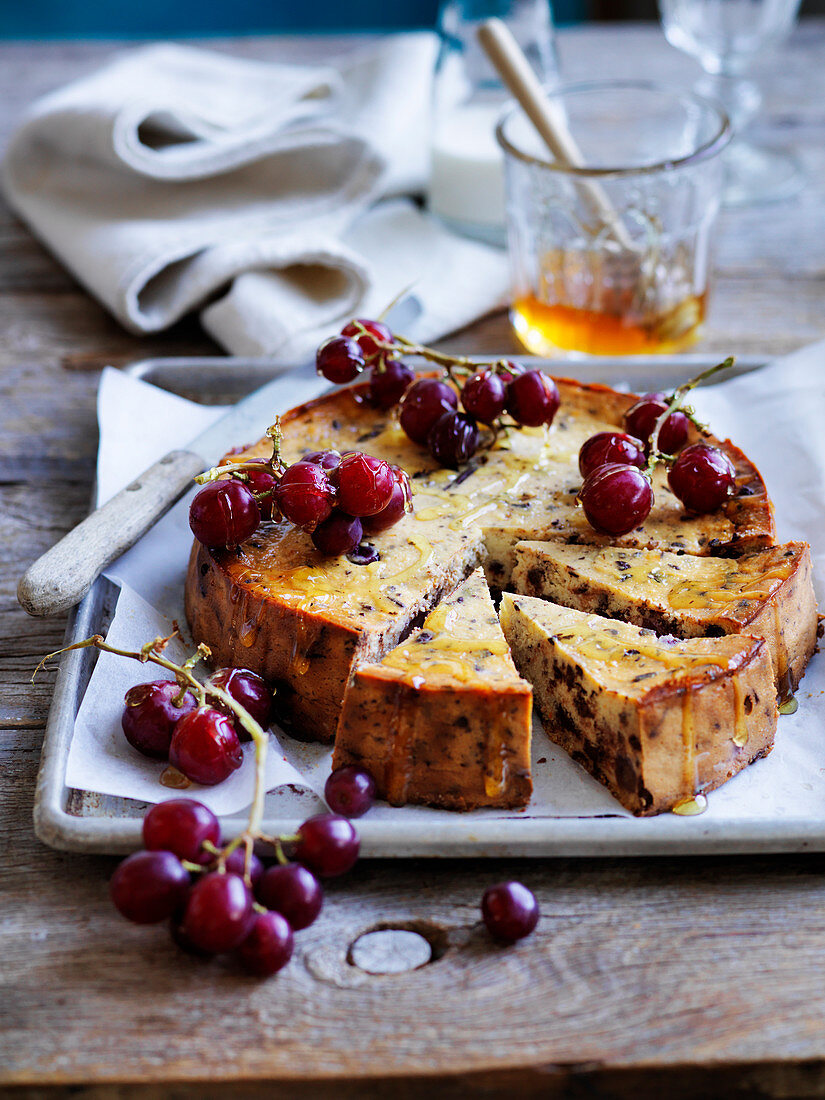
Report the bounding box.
[347,919,451,975]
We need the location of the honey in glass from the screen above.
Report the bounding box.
[512,290,706,357]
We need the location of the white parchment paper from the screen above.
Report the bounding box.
[66,346,825,821]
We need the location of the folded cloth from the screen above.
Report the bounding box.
[1,37,509,360]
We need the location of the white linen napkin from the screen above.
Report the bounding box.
[1,38,509,360]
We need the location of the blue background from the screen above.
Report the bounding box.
[0,0,586,37]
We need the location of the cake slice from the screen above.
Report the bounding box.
[499,594,777,816]
[332,570,533,811]
[511,541,817,697]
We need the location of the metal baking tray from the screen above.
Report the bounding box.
[38,351,825,858]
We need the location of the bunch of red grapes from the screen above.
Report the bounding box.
[189,446,412,561]
[577,391,738,537]
[110,799,360,977]
[122,665,273,786]
[316,319,561,469]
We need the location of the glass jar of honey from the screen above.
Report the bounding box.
[496,81,731,356]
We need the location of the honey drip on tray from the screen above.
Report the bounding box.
[672,793,708,816]
[160,766,190,790]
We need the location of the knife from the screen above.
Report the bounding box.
[18,365,328,618]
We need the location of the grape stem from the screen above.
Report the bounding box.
[194,416,285,487]
[646,357,734,476]
[34,631,277,883]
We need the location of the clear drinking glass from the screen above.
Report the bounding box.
[658,0,803,205]
[496,81,731,357]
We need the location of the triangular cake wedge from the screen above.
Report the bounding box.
[332,570,533,811]
[499,594,777,816]
[511,541,818,697]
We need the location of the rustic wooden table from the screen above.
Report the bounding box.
[2,22,825,1099]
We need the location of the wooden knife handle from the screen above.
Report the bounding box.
[17,450,205,618]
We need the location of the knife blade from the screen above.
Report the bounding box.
[18,363,328,618]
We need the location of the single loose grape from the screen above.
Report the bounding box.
[324,765,376,818]
[481,881,539,943]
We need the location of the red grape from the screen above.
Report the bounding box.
[223,847,264,887]
[461,369,507,424]
[274,462,335,530]
[324,766,376,818]
[368,359,414,409]
[142,798,220,865]
[121,680,197,760]
[169,707,244,786]
[341,318,392,359]
[579,463,654,536]
[238,460,278,520]
[668,442,737,513]
[237,910,294,977]
[189,480,260,548]
[256,863,324,930]
[170,916,213,957]
[294,813,359,877]
[110,850,190,925]
[506,370,560,427]
[335,452,394,517]
[624,393,690,454]
[399,379,458,444]
[311,511,363,556]
[182,871,253,954]
[496,360,525,385]
[481,881,539,943]
[578,431,646,479]
[316,335,365,384]
[209,667,272,741]
[361,466,411,534]
[428,411,479,468]
[298,449,341,471]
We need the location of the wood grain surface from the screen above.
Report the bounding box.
[2,24,825,1098]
